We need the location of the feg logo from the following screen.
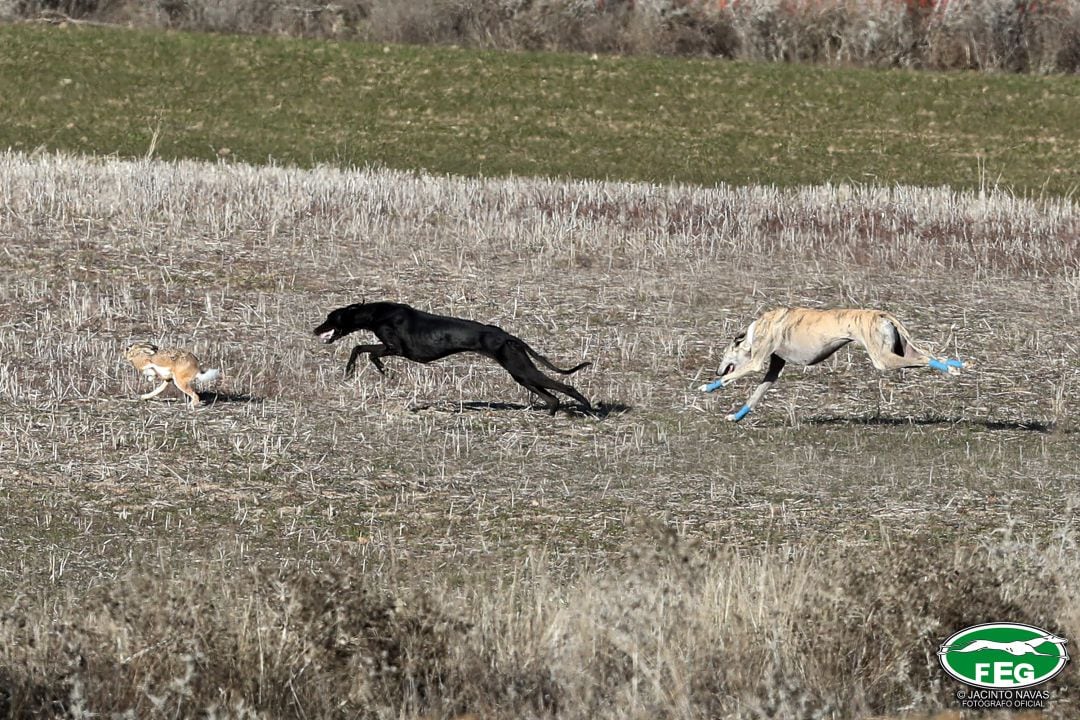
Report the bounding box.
[938,623,1069,689]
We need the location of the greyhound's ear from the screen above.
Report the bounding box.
[733,331,747,345]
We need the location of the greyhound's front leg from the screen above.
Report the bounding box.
[710,354,768,388]
[345,344,388,378]
[727,355,786,422]
[699,351,768,390]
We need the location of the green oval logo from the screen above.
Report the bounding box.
[938,623,1069,689]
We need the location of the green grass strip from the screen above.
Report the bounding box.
[2,24,1078,195]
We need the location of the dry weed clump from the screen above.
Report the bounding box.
[0,564,470,718]
[788,539,1066,715]
[0,530,1074,718]
[6,0,1080,73]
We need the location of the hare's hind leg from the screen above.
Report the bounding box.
[140,381,170,400]
[173,377,203,407]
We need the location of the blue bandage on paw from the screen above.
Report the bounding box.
[928,359,950,373]
[702,378,725,393]
[946,358,964,369]
[731,404,751,422]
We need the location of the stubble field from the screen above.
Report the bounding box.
[1,151,1078,717]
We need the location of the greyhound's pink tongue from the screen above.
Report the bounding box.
[320,331,334,342]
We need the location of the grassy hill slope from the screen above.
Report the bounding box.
[1,23,1078,194]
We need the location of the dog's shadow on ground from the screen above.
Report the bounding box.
[804,415,1061,433]
[201,391,264,405]
[409,400,631,419]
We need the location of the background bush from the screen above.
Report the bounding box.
[4,0,1080,73]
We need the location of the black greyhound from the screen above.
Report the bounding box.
[314,302,593,415]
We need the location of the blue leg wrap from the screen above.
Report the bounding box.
[702,378,725,393]
[731,404,751,422]
[928,358,950,373]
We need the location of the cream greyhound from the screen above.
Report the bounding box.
[700,308,964,422]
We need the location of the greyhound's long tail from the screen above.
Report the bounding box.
[521,341,591,375]
[194,368,221,389]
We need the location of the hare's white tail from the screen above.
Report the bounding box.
[195,368,221,389]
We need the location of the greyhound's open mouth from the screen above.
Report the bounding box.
[720,363,735,378]
[318,329,336,343]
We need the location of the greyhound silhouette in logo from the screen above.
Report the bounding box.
[943,632,1068,658]
[938,623,1070,692]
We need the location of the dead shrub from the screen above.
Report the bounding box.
[658,4,742,58]
[7,0,1080,72]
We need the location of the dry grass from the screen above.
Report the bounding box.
[1,529,1076,718]
[1,150,1079,716]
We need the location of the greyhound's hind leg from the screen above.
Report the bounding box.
[535,374,592,413]
[528,385,561,416]
[873,319,963,374]
[498,346,591,414]
[868,320,931,371]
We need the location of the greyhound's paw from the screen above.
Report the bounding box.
[929,359,950,374]
[930,358,966,375]
[725,405,752,422]
[700,379,725,393]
